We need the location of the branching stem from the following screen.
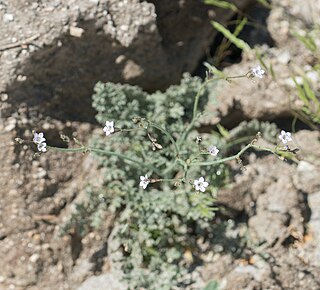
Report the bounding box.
[191,144,278,167]
[47,145,162,175]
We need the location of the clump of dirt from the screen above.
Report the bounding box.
[1,0,251,123]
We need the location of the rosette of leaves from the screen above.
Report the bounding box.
[75,73,228,289]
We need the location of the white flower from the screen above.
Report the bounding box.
[37,142,47,152]
[251,65,265,79]
[103,121,115,136]
[208,145,219,156]
[194,177,209,192]
[139,175,150,190]
[279,130,292,144]
[33,132,46,144]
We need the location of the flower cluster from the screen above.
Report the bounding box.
[194,177,209,192]
[103,121,115,136]
[33,132,47,152]
[251,65,265,79]
[138,174,210,193]
[208,145,219,156]
[279,130,292,144]
[139,175,150,189]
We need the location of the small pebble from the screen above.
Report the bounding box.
[4,122,16,132]
[29,253,40,263]
[3,13,14,23]
[0,93,8,101]
[69,26,85,38]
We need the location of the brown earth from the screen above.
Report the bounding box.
[0,0,320,289]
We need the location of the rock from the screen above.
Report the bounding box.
[0,93,8,101]
[293,161,320,193]
[3,13,14,23]
[294,130,320,165]
[249,165,305,245]
[309,191,320,236]
[4,117,16,132]
[77,271,126,290]
[70,259,94,284]
[29,253,40,263]
[217,154,306,246]
[234,260,269,283]
[205,0,320,127]
[207,61,293,127]
[69,26,85,38]
[308,191,320,265]
[2,0,253,122]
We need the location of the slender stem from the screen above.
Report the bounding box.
[191,77,214,119]
[192,74,247,122]
[117,127,143,133]
[191,144,278,167]
[47,145,87,152]
[178,78,215,147]
[178,73,250,147]
[151,178,184,183]
[47,145,161,175]
[224,135,255,148]
[147,121,180,157]
[225,74,247,81]
[188,135,256,162]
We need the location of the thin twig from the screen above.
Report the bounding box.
[0,34,40,52]
[47,145,162,175]
[191,144,279,167]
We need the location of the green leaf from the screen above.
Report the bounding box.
[255,49,268,74]
[204,0,238,12]
[211,21,251,52]
[292,32,317,52]
[233,17,248,37]
[217,124,229,138]
[292,77,309,107]
[302,77,319,104]
[269,63,276,80]
[203,62,226,78]
[255,0,272,9]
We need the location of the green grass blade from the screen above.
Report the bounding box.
[255,49,268,73]
[256,0,272,9]
[292,32,317,52]
[302,77,319,104]
[217,124,230,138]
[292,77,309,106]
[233,17,248,37]
[269,63,276,80]
[204,0,238,12]
[203,62,226,78]
[211,21,251,52]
